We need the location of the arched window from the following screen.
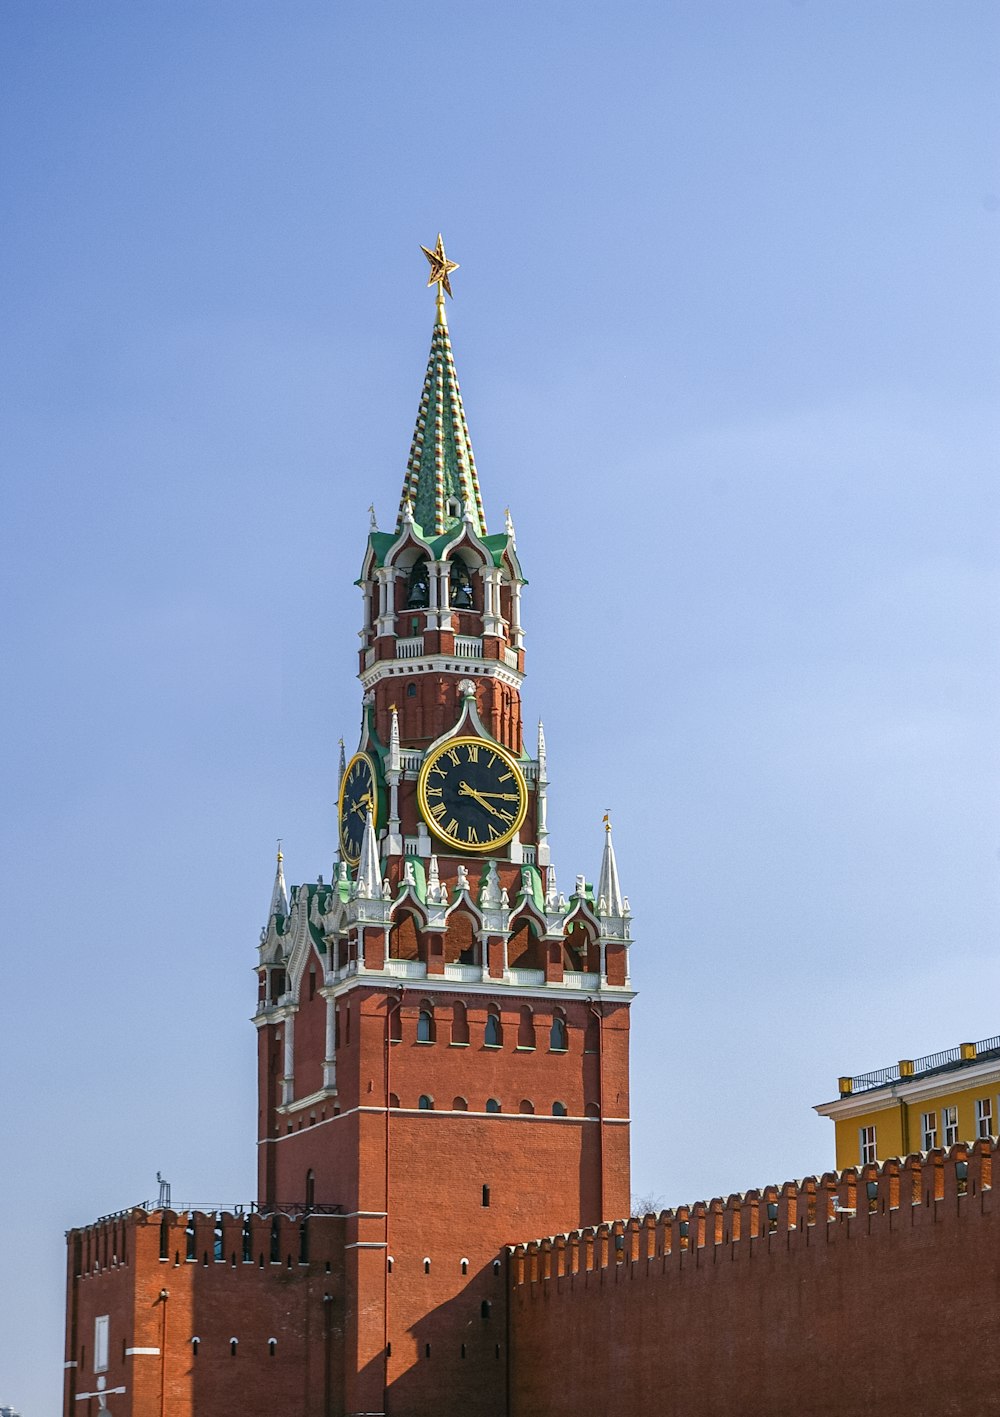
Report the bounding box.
[406,556,430,609]
[449,555,474,609]
[584,1013,600,1054]
[460,1257,469,1274]
[552,1101,568,1117]
[585,1102,600,1119]
[453,1096,468,1111]
[418,1094,434,1110]
[485,1098,501,1114]
[416,1007,435,1043]
[518,1099,534,1114]
[549,1012,568,1051]
[388,1092,400,1108]
[445,495,462,520]
[389,1002,402,1043]
[423,1257,431,1274]
[451,1001,469,1045]
[517,1006,535,1050]
[268,1338,277,1357]
[305,1170,315,1210]
[484,1010,502,1048]
[191,1336,200,1357]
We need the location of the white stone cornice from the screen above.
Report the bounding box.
[360,655,523,693]
[275,1085,339,1116]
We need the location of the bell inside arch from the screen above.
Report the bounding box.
[406,556,430,609]
[449,556,474,610]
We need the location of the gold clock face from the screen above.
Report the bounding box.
[417,737,528,852]
[338,752,378,865]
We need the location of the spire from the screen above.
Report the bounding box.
[597,814,625,918]
[398,237,486,538]
[269,841,289,919]
[355,810,382,900]
[388,703,401,773]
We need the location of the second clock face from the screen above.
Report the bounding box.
[417,736,528,852]
[339,752,378,864]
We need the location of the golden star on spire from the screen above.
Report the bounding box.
[421,233,459,299]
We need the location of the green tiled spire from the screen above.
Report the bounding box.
[397,302,487,538]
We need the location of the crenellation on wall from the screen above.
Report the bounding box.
[510,1140,997,1290]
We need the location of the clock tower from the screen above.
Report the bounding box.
[254,241,635,1417]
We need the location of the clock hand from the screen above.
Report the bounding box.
[457,789,519,802]
[457,782,506,819]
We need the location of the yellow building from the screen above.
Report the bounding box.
[815,1033,1000,1169]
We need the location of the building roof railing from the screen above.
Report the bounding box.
[80,1200,343,1226]
[840,1034,1000,1097]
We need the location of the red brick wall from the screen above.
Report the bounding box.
[64,1210,346,1417]
[509,1141,999,1417]
[264,981,630,1417]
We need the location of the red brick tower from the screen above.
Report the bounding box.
[254,241,635,1417]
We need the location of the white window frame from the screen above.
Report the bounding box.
[976,1096,993,1139]
[921,1111,937,1150]
[942,1104,959,1147]
[859,1124,877,1165]
[94,1315,109,1373]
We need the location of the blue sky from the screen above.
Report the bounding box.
[2,3,998,1411]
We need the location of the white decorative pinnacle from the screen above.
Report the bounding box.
[544,864,559,911]
[337,739,346,795]
[369,503,379,531]
[388,704,401,774]
[537,719,547,776]
[424,850,444,906]
[480,860,502,908]
[505,506,516,541]
[597,814,625,917]
[269,843,289,919]
[354,810,382,900]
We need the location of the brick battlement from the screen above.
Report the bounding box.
[509,1139,991,1287]
[507,1139,1000,1417]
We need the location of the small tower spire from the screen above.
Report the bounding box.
[536,719,550,868]
[398,236,486,537]
[597,814,625,918]
[388,703,401,774]
[269,840,289,919]
[355,810,382,900]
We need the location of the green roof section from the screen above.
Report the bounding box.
[364,526,518,572]
[397,313,486,538]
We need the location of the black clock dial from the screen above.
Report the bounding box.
[417,737,528,852]
[338,752,378,864]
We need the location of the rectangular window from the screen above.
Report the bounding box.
[860,1125,877,1165]
[942,1105,959,1147]
[94,1315,109,1373]
[921,1111,937,1150]
[976,1097,992,1139]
